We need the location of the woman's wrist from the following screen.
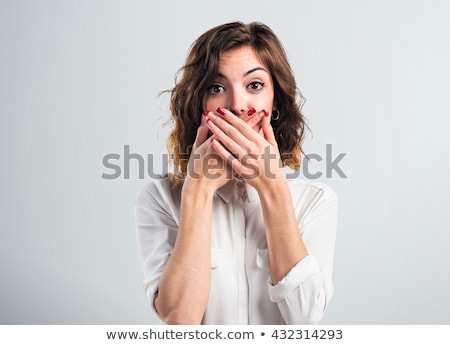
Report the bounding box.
[256,174,290,206]
[252,165,286,194]
[182,175,217,201]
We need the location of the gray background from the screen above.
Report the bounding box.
[1,0,449,324]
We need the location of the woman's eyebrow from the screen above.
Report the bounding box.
[243,66,268,77]
[215,66,268,79]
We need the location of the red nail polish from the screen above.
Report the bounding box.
[247,108,256,116]
[206,118,210,123]
[202,110,210,116]
[262,109,268,117]
[217,107,226,116]
[210,138,214,143]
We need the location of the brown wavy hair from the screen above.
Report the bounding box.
[167,21,308,184]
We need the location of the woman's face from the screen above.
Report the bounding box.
[204,46,274,123]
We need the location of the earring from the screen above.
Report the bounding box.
[271,109,280,121]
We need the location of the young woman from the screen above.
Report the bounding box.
[135,22,337,325]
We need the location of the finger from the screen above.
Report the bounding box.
[206,115,246,158]
[261,114,277,146]
[193,111,210,149]
[211,108,261,143]
[245,109,267,132]
[210,137,242,173]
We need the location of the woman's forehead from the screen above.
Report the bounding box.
[218,46,269,76]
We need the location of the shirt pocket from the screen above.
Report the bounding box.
[256,248,270,270]
[210,248,223,269]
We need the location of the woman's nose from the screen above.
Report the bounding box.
[228,90,247,116]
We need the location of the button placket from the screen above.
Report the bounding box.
[232,183,249,324]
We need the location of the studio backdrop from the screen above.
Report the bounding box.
[1,0,449,324]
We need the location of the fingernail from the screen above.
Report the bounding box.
[247,108,256,116]
[262,109,269,117]
[217,107,226,116]
[202,110,210,116]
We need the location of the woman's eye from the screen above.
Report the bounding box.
[248,81,264,90]
[209,84,225,94]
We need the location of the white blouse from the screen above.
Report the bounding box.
[135,176,337,325]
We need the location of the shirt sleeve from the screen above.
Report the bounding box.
[267,184,338,324]
[134,179,179,318]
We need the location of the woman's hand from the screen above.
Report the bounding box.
[187,109,269,192]
[205,107,284,192]
[185,112,231,193]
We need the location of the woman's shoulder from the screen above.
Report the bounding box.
[287,179,338,224]
[135,174,182,206]
[287,178,338,203]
